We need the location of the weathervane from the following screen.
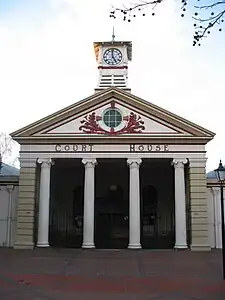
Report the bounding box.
[112,26,115,41]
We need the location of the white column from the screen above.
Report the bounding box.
[37,158,52,247]
[6,185,14,247]
[127,158,142,249]
[212,187,222,248]
[82,158,97,249]
[172,159,188,249]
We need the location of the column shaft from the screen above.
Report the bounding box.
[127,158,142,249]
[82,159,97,248]
[173,159,188,249]
[6,185,14,247]
[37,159,52,247]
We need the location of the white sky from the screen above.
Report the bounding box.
[0,0,225,171]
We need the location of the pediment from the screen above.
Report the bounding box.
[11,88,215,144]
[40,101,185,137]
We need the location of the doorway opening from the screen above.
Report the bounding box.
[95,158,129,249]
[49,159,84,248]
[141,159,175,249]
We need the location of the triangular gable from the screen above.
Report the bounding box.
[11,88,215,143]
[38,100,186,137]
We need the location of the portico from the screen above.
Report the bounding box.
[26,147,203,250]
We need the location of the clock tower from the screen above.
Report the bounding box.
[93,31,132,93]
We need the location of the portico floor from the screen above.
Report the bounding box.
[0,248,225,299]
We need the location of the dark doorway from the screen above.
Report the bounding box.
[49,159,84,248]
[95,159,129,249]
[141,159,175,249]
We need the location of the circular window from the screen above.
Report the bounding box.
[103,109,122,128]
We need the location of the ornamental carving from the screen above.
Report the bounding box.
[79,113,106,134]
[119,112,145,134]
[79,108,145,135]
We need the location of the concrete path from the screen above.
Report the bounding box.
[0,248,225,299]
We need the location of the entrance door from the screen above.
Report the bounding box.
[141,185,158,248]
[95,185,129,248]
[49,185,84,248]
[49,159,85,248]
[141,185,174,248]
[95,159,129,249]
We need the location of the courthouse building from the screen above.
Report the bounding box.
[11,36,215,251]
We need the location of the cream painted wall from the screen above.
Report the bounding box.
[207,186,225,249]
[0,185,18,247]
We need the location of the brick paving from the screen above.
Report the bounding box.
[0,248,225,299]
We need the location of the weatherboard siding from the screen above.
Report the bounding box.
[189,160,210,251]
[14,163,36,249]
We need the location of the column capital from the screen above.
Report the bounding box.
[82,158,97,167]
[37,158,53,167]
[6,185,14,193]
[211,186,220,196]
[172,158,188,169]
[127,158,142,168]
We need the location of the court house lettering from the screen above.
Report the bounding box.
[55,144,170,152]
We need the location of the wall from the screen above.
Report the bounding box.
[207,185,225,249]
[0,185,18,247]
[14,160,37,249]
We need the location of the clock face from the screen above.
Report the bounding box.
[103,48,123,65]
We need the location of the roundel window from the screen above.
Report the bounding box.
[103,109,122,128]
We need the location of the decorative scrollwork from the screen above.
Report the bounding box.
[118,112,145,134]
[79,111,145,135]
[79,112,107,134]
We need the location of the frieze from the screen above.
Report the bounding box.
[55,144,170,153]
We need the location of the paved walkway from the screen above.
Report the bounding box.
[0,248,225,299]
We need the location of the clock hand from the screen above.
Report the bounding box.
[111,49,117,63]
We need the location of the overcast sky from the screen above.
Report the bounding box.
[0,0,224,171]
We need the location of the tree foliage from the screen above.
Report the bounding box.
[110,0,225,45]
[0,132,19,167]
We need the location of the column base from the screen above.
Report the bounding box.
[82,243,95,249]
[128,244,142,249]
[174,244,188,250]
[36,242,50,248]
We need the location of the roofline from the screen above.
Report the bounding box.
[113,88,216,137]
[93,41,132,44]
[0,176,19,183]
[207,179,220,186]
[10,88,112,137]
[13,135,212,145]
[11,87,215,139]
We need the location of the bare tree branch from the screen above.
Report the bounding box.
[195,2,225,10]
[0,132,19,167]
[192,1,225,45]
[112,0,163,12]
[110,0,225,45]
[110,0,166,21]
